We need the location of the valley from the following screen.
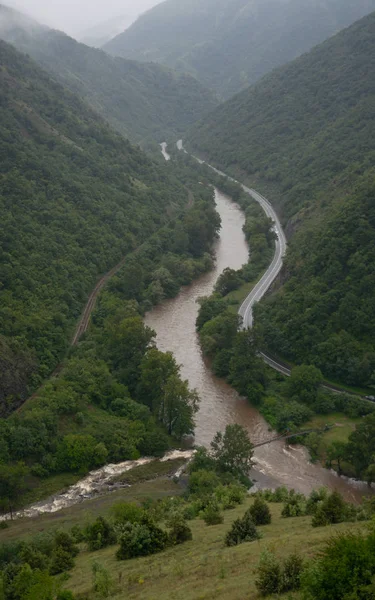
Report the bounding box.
[1,1,375,598]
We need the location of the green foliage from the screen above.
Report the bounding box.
[256,550,305,596]
[167,513,193,545]
[110,502,144,525]
[188,470,221,497]
[116,517,169,561]
[312,491,353,527]
[282,497,305,518]
[203,504,224,526]
[225,509,260,547]
[302,530,375,600]
[249,498,272,525]
[211,424,254,484]
[84,517,117,552]
[91,561,113,599]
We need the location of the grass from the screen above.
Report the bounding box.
[304,412,361,465]
[1,462,185,544]
[226,281,255,313]
[65,497,367,600]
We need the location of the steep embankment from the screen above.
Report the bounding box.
[0,38,189,408]
[187,12,375,387]
[104,0,375,99]
[0,4,217,144]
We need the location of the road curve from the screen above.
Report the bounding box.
[176,140,287,333]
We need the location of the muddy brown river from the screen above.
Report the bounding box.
[146,188,372,503]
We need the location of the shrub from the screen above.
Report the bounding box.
[256,551,304,596]
[312,491,350,527]
[92,562,113,599]
[282,497,305,518]
[116,517,168,561]
[54,531,79,558]
[0,522,9,530]
[57,592,76,600]
[305,488,328,515]
[167,513,192,545]
[256,551,282,596]
[110,501,143,525]
[49,547,75,575]
[85,517,117,551]
[203,504,224,526]
[282,553,304,592]
[249,498,271,525]
[188,469,221,496]
[301,531,375,599]
[225,511,260,547]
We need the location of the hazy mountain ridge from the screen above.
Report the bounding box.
[0,4,217,144]
[187,11,375,386]
[103,0,375,99]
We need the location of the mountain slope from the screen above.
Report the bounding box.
[0,38,189,406]
[103,0,375,99]
[0,4,217,144]
[187,12,375,386]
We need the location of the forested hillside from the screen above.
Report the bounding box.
[0,4,216,144]
[0,38,193,409]
[187,12,375,386]
[103,0,375,99]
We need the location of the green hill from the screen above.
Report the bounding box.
[0,4,217,144]
[187,12,375,387]
[0,38,191,407]
[103,0,375,100]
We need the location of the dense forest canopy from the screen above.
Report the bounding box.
[187,12,375,386]
[0,38,194,408]
[103,0,375,99]
[0,4,217,144]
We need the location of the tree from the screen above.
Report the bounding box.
[215,268,243,296]
[286,365,323,405]
[346,413,375,478]
[137,349,179,412]
[0,462,28,518]
[210,424,254,482]
[326,441,348,475]
[159,375,199,438]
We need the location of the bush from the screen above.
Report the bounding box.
[302,531,375,599]
[312,491,351,527]
[54,531,79,558]
[203,504,224,526]
[92,562,113,599]
[188,469,221,496]
[116,517,168,561]
[256,551,282,596]
[305,488,328,515]
[256,551,304,596]
[110,502,144,525]
[282,497,305,518]
[214,483,246,509]
[85,517,117,551]
[249,498,271,525]
[57,592,76,600]
[282,553,304,592]
[167,513,192,545]
[225,511,260,546]
[49,547,75,575]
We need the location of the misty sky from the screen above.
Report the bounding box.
[5,0,162,35]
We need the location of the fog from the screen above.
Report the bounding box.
[4,0,162,35]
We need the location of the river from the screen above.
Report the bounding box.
[146,167,372,502]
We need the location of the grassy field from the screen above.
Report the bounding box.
[66,497,368,600]
[1,461,186,544]
[305,412,360,459]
